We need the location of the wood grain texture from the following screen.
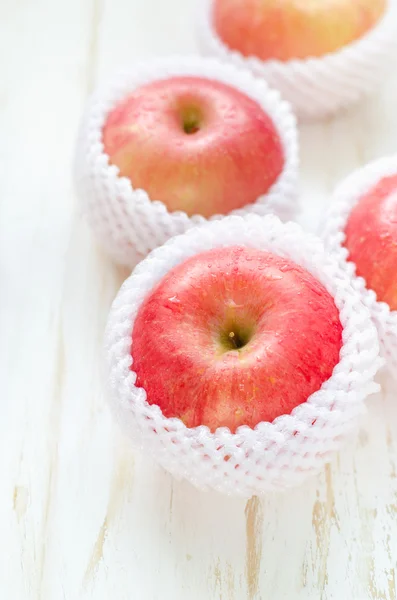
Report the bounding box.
[0,1,396,598]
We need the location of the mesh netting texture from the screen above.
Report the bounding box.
[196,0,397,121]
[105,214,381,497]
[74,56,299,268]
[321,156,397,381]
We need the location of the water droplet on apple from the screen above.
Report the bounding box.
[280,264,292,272]
[268,274,283,280]
[310,302,323,312]
[168,296,180,303]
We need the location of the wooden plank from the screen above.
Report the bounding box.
[0,1,101,598]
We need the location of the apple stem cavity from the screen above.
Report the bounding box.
[220,324,252,352]
[181,105,202,135]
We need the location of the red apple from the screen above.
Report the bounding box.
[131,246,342,432]
[102,77,284,219]
[213,0,387,62]
[344,174,397,311]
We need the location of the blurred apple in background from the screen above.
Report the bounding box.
[131,246,342,433]
[103,77,284,218]
[213,0,387,62]
[344,174,397,311]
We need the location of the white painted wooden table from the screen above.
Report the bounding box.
[1,1,396,598]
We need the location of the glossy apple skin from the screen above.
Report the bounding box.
[131,246,342,433]
[213,0,386,62]
[103,77,284,219]
[344,174,397,311]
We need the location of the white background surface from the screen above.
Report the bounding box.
[1,1,397,599]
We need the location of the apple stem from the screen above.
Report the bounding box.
[229,331,239,349]
[183,121,200,135]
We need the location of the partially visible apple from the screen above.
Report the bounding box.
[344,174,397,311]
[131,246,342,432]
[213,0,387,62]
[103,77,284,218]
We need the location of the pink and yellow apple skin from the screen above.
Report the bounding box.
[131,246,342,433]
[213,0,387,62]
[103,77,284,219]
[344,174,397,311]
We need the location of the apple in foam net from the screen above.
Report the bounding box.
[103,77,284,219]
[213,0,387,62]
[344,174,397,311]
[131,246,343,433]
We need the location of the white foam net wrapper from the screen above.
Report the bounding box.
[105,214,381,496]
[197,0,397,122]
[321,156,397,382]
[74,56,299,268]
